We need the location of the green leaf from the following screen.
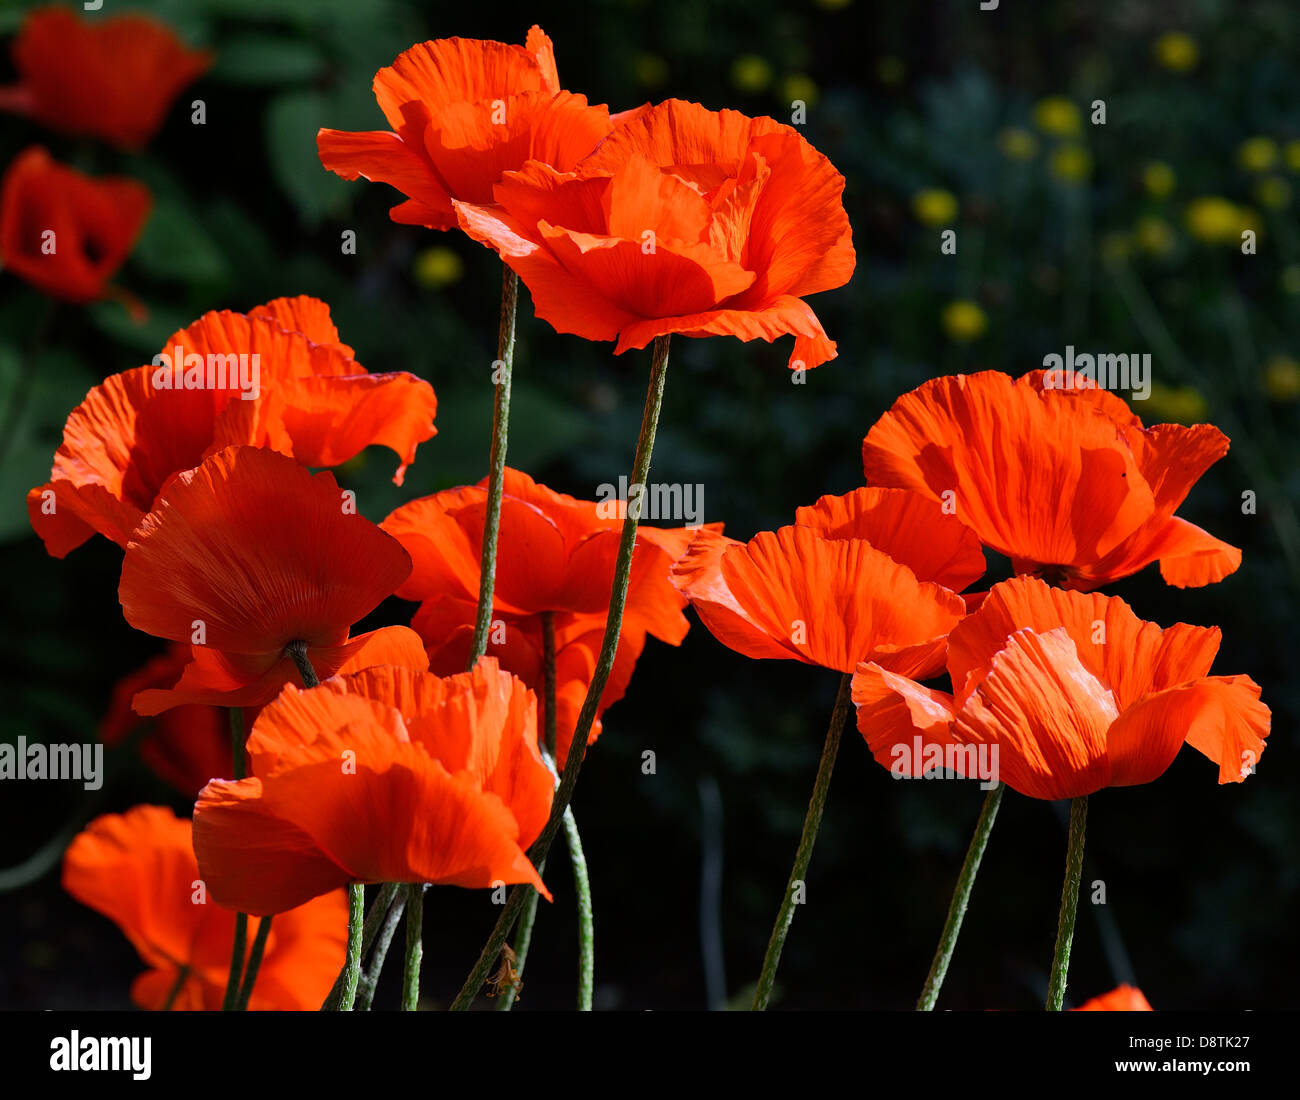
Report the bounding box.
[133,199,230,285]
[266,90,353,228]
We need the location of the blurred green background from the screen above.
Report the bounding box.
[1,0,1297,1010]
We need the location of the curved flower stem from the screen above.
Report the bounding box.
[221,705,248,1011]
[401,884,426,1011]
[752,672,853,1011]
[235,916,273,1011]
[916,782,1005,1010]
[286,641,320,688]
[1046,796,1089,1010]
[451,334,672,1011]
[331,882,365,1011]
[322,881,403,1009]
[564,806,594,1010]
[496,864,543,1011]
[356,890,407,1011]
[467,265,519,668]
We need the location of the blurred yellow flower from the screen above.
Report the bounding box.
[1282,265,1300,295]
[998,127,1038,160]
[1050,144,1092,183]
[782,74,820,106]
[1237,136,1278,172]
[731,55,772,92]
[414,246,463,289]
[1286,140,1300,172]
[1142,161,1176,198]
[911,189,958,226]
[633,53,669,88]
[1254,176,1291,209]
[1184,196,1252,244]
[876,56,905,85]
[1143,382,1208,424]
[1153,31,1198,73]
[942,300,987,342]
[1033,96,1081,137]
[1135,215,1176,255]
[1100,232,1132,262]
[1264,356,1300,401]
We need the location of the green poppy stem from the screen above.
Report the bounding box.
[564,805,594,1010]
[235,916,273,1011]
[916,782,1005,1010]
[401,883,426,1011]
[450,334,671,1011]
[1046,795,1089,1010]
[752,671,853,1010]
[221,705,248,1011]
[355,888,406,1010]
[332,882,365,1011]
[160,965,191,1011]
[467,265,518,668]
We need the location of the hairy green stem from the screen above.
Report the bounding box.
[402,884,426,1011]
[356,888,407,1010]
[1046,796,1089,1010]
[564,806,594,1010]
[752,672,853,1010]
[916,782,1005,1010]
[467,265,519,668]
[331,883,365,1011]
[450,334,671,1010]
[235,916,273,1011]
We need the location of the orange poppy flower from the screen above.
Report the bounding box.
[317,26,613,230]
[99,644,236,796]
[455,99,855,369]
[0,146,149,303]
[853,577,1270,798]
[28,295,437,558]
[193,659,553,916]
[118,445,427,715]
[861,370,1241,590]
[0,7,210,150]
[671,489,976,676]
[62,805,346,1010]
[1074,985,1154,1011]
[410,596,644,763]
[382,466,704,644]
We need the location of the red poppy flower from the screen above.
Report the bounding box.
[410,596,644,763]
[853,577,1270,798]
[99,644,233,796]
[0,7,210,150]
[28,295,437,558]
[62,805,346,1010]
[193,659,553,916]
[455,99,855,369]
[1074,985,1153,1011]
[0,146,149,303]
[317,26,613,231]
[671,490,975,676]
[118,445,427,715]
[861,370,1241,590]
[382,466,704,644]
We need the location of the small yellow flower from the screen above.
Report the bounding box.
[1033,96,1082,137]
[1143,383,1208,424]
[1135,215,1176,256]
[1254,176,1291,209]
[1237,136,1278,173]
[876,56,905,85]
[633,53,669,88]
[1184,196,1247,244]
[941,300,987,342]
[1050,144,1092,183]
[413,246,463,289]
[1285,140,1300,172]
[998,127,1038,161]
[1282,265,1300,295]
[781,74,820,107]
[730,55,772,93]
[1100,232,1132,262]
[1264,356,1300,401]
[1153,31,1198,73]
[1142,161,1176,198]
[911,189,958,226]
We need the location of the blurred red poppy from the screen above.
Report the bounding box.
[671,489,976,675]
[456,99,855,368]
[0,6,210,150]
[28,295,437,558]
[0,146,149,303]
[63,805,346,1010]
[1074,985,1154,1011]
[318,26,612,231]
[118,446,427,714]
[862,370,1241,590]
[193,660,553,915]
[853,577,1270,798]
